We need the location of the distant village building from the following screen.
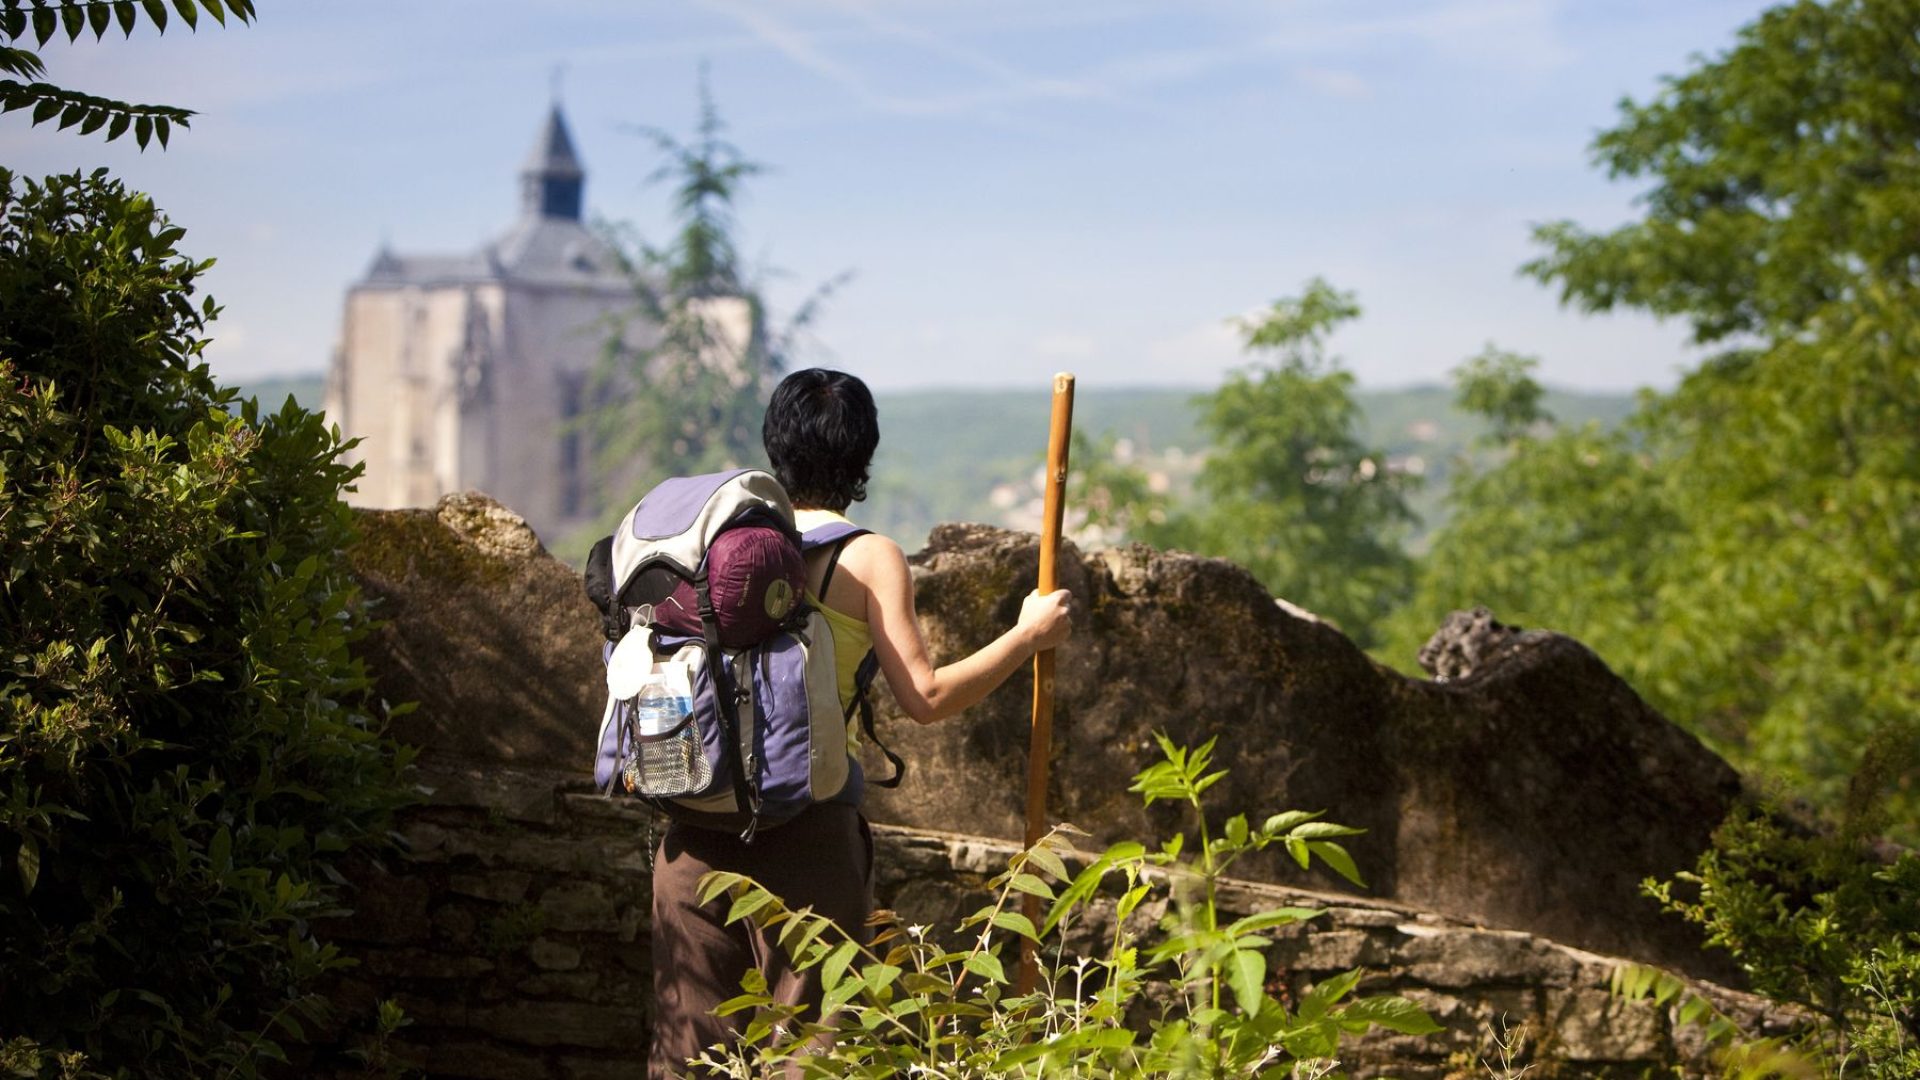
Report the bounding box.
[324,105,640,543]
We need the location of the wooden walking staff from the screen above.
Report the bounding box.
[1017,372,1075,996]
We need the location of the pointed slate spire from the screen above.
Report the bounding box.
[520,104,585,221]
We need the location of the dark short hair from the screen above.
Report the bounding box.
[763,368,879,510]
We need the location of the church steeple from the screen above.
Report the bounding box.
[520,105,584,221]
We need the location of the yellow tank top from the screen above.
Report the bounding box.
[793,509,874,711]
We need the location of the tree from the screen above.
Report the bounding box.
[1400,0,1920,831]
[1144,279,1417,649]
[587,76,843,506]
[0,169,412,1078]
[1452,345,1552,446]
[0,0,254,150]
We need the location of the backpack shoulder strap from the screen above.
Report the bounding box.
[801,521,871,598]
[797,520,904,789]
[800,520,870,550]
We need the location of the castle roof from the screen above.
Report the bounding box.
[522,105,584,181]
[358,104,624,291]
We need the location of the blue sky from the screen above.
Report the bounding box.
[3,0,1773,393]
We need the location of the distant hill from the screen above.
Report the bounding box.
[232,373,1634,552]
[234,374,325,412]
[863,384,1635,550]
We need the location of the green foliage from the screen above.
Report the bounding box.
[1633,805,1920,1077]
[1392,0,1920,832]
[1069,428,1170,542]
[1377,360,1682,680]
[1610,962,1821,1079]
[0,168,414,1077]
[0,0,255,149]
[586,74,844,511]
[1451,347,1551,448]
[687,735,1437,1078]
[1146,279,1417,649]
[1523,0,1920,346]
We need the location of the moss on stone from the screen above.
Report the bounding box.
[348,508,520,590]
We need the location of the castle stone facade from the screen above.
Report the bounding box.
[325,106,643,543]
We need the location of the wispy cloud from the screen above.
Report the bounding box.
[694,0,1178,126]
[698,0,880,105]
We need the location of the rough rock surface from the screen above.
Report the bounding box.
[347,500,1743,974]
[332,494,1758,1073]
[1417,606,1553,682]
[346,492,603,769]
[314,758,1792,1079]
[863,524,1743,977]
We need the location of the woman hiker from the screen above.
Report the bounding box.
[647,367,1075,1078]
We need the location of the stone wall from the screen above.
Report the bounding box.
[326,493,1781,1076]
[318,758,1789,1079]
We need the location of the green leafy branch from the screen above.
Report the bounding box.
[1611,962,1819,1080]
[683,737,1437,1078]
[0,0,256,149]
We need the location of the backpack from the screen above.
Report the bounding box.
[584,468,903,840]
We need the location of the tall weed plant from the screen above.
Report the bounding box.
[693,734,1439,1077]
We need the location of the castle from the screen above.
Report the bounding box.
[323,106,636,543]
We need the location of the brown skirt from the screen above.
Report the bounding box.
[647,802,874,1079]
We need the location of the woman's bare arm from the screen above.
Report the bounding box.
[836,534,1071,725]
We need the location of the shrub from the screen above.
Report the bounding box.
[694,734,1439,1077]
[1625,801,1920,1078]
[0,168,414,1077]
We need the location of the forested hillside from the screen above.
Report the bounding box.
[237,375,1632,551]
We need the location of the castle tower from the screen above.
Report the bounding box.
[324,104,646,543]
[522,105,585,221]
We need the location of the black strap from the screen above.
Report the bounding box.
[696,572,762,842]
[848,651,904,788]
[818,535,852,598]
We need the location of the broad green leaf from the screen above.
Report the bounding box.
[696,871,745,904]
[1288,821,1364,840]
[1306,841,1365,887]
[1228,907,1323,937]
[1006,872,1054,899]
[991,910,1039,941]
[1297,968,1362,1020]
[1263,810,1319,835]
[16,836,39,895]
[1023,843,1070,883]
[1226,948,1266,1015]
[726,888,775,925]
[1338,995,1441,1035]
[1224,813,1248,847]
[963,950,1006,985]
[820,939,859,990]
